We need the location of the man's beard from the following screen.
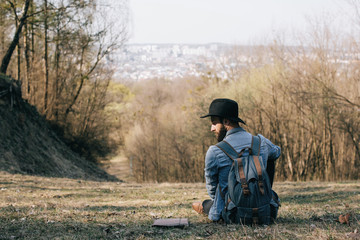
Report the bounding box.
[216,125,227,142]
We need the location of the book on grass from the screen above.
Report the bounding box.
[152,218,189,228]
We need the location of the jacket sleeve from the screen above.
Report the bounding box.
[263,136,281,161]
[204,146,218,200]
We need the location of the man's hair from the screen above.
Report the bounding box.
[221,117,239,126]
[219,117,224,124]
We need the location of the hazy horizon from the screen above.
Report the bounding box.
[128,0,352,45]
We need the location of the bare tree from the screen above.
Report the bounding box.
[0,0,30,74]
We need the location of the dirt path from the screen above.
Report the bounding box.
[101,154,135,182]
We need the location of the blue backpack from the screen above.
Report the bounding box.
[216,135,280,225]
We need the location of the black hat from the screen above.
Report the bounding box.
[200,98,246,125]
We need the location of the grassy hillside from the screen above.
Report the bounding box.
[0,172,359,239]
[0,74,117,181]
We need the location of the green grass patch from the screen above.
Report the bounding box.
[0,172,359,239]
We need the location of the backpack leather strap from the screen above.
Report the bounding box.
[216,140,250,196]
[252,136,264,195]
[253,156,265,195]
[237,158,250,196]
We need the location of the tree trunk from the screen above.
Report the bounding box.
[0,0,31,74]
[23,16,30,99]
[16,18,21,82]
[0,8,4,54]
[53,34,60,121]
[43,0,49,112]
[30,0,35,103]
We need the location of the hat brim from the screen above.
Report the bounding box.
[200,114,246,125]
[200,114,211,118]
[228,117,246,125]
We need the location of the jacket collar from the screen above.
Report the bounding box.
[225,127,245,137]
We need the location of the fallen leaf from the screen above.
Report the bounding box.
[339,214,346,224]
[345,213,351,225]
[339,213,351,225]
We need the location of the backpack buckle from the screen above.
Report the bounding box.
[242,183,250,196]
[240,177,250,196]
[243,189,250,196]
[258,179,265,195]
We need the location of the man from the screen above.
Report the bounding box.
[192,98,281,222]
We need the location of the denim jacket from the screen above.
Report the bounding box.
[204,127,281,221]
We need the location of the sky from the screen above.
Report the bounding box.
[128,0,353,45]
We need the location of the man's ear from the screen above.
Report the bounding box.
[223,118,230,126]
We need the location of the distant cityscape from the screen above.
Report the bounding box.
[111,43,241,81]
[110,43,358,81]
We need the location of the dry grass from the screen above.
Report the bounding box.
[0,172,359,239]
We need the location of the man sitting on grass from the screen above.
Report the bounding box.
[192,98,281,222]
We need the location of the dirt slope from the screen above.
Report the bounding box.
[0,74,118,181]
